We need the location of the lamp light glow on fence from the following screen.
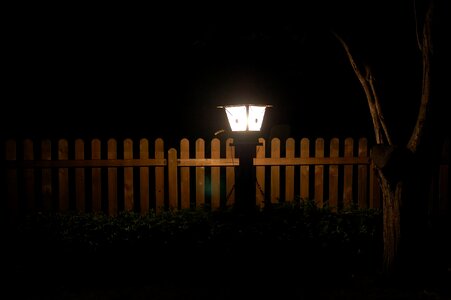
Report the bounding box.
[218,104,271,132]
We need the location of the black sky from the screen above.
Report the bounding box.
[4,1,449,147]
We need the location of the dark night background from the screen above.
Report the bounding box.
[3,1,449,148]
[2,2,450,299]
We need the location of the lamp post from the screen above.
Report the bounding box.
[218,104,271,212]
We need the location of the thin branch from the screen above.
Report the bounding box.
[407,0,434,152]
[414,0,423,50]
[368,72,393,145]
[333,32,385,144]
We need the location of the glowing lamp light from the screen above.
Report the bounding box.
[218,104,271,132]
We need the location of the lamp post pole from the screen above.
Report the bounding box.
[232,132,260,213]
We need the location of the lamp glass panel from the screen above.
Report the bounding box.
[225,106,247,131]
[248,105,266,131]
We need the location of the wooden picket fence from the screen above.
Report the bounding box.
[3,136,449,216]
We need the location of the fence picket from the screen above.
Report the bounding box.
[196,138,205,208]
[58,139,69,211]
[285,138,295,202]
[343,138,353,209]
[155,138,165,212]
[271,138,280,204]
[24,139,35,210]
[211,138,220,210]
[180,139,190,209]
[91,139,101,212]
[255,137,265,208]
[75,139,85,212]
[108,139,118,216]
[124,139,134,211]
[314,138,324,207]
[329,138,339,210]
[41,139,52,210]
[300,138,310,200]
[226,138,236,207]
[358,138,368,209]
[139,139,149,215]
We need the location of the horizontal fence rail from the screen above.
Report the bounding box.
[3,136,449,216]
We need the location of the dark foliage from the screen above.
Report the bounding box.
[3,203,449,299]
[4,203,382,286]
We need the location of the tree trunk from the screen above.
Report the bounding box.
[377,145,442,279]
[335,0,437,278]
[378,171,402,275]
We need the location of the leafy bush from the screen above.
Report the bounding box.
[6,201,383,287]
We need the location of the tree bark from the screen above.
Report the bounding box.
[335,0,436,277]
[379,172,402,274]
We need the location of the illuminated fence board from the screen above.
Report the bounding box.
[3,137,449,215]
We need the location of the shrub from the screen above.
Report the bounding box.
[5,202,383,286]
